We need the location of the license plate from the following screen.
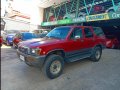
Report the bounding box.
[20,55,25,61]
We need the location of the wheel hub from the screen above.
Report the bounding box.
[50,60,61,75]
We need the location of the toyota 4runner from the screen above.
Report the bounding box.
[17,26,106,79]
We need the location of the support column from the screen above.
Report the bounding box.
[75,0,80,18]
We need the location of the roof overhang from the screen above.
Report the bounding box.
[36,0,69,8]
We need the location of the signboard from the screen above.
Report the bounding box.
[108,12,120,19]
[86,13,109,22]
[72,17,86,23]
[41,17,86,26]
[58,19,72,25]
[41,12,120,26]
[41,21,57,26]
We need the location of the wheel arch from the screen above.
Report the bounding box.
[44,49,66,65]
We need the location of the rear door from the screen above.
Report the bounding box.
[83,27,95,54]
[92,27,106,47]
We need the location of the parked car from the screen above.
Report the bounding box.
[2,30,20,45]
[106,35,120,49]
[17,26,106,79]
[36,30,49,38]
[88,5,105,14]
[105,2,120,13]
[13,32,38,48]
[32,29,51,34]
[63,12,86,19]
[0,36,3,47]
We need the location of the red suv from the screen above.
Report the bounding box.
[17,26,106,79]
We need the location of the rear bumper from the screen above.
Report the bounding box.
[17,50,46,67]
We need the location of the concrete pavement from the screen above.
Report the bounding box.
[1,45,120,90]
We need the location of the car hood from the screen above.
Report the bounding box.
[19,37,62,48]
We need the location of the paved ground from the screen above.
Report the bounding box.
[1,44,120,90]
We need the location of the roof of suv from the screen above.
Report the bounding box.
[57,26,94,28]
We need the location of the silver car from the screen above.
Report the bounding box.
[63,12,86,19]
[106,2,120,13]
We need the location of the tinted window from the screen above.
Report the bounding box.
[22,33,37,40]
[46,27,71,39]
[93,27,104,36]
[84,28,93,38]
[70,27,83,39]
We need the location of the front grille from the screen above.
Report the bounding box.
[18,46,30,54]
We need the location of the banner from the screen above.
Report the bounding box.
[41,12,120,26]
[108,12,120,19]
[41,17,86,26]
[86,13,109,22]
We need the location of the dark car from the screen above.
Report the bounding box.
[13,32,38,48]
[2,30,20,45]
[17,26,106,79]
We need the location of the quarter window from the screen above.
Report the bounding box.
[93,27,104,36]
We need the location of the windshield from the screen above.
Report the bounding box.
[46,27,71,39]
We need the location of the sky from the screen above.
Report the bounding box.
[1,0,34,16]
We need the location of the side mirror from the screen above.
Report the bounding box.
[75,36,80,40]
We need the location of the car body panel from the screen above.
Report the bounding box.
[106,36,120,48]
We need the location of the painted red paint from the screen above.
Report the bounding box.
[18,26,106,55]
[0,36,3,46]
[106,35,120,48]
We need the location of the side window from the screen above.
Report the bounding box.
[84,28,93,38]
[93,27,104,36]
[70,27,83,39]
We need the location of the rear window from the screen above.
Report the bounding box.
[93,27,104,36]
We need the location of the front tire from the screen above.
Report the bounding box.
[43,55,64,79]
[6,40,10,46]
[90,46,102,62]
[13,43,17,49]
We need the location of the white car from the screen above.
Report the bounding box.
[63,12,86,19]
[106,2,120,13]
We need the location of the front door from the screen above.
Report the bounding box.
[65,27,86,62]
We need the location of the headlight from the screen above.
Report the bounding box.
[31,49,36,53]
[31,48,41,55]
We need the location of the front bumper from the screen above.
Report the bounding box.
[17,50,46,67]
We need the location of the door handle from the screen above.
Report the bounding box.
[81,39,84,42]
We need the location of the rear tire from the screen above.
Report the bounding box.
[108,9,115,13]
[43,55,64,79]
[90,46,102,62]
